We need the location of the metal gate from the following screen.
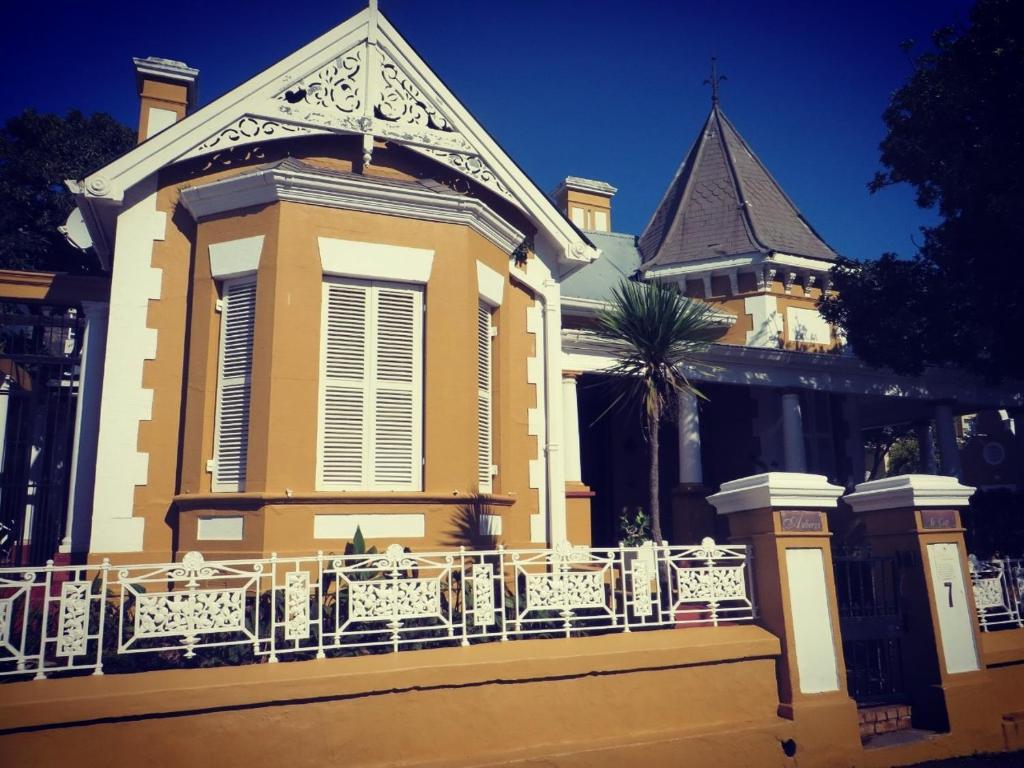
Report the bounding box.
[832,547,908,706]
[0,301,84,566]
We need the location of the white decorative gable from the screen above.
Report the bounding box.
[76,7,588,263]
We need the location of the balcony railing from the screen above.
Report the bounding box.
[969,555,1024,631]
[0,539,754,681]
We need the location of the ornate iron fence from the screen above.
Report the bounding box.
[0,538,754,681]
[969,556,1024,631]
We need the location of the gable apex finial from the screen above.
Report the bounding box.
[703,56,726,105]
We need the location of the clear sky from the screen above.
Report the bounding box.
[2,0,971,260]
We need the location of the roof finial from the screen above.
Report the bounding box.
[704,56,726,105]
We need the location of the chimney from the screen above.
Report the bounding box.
[552,177,617,233]
[133,56,199,143]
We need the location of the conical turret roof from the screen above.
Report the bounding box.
[639,104,837,269]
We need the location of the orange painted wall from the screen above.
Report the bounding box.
[114,137,543,561]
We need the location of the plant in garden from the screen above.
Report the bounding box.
[596,279,718,544]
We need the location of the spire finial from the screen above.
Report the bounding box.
[704,56,726,105]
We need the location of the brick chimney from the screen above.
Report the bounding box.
[133,57,199,143]
[552,177,617,232]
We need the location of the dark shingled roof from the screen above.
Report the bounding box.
[639,104,838,268]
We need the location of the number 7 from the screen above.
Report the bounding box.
[944,581,953,607]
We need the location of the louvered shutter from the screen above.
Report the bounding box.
[370,284,422,489]
[212,278,256,492]
[318,279,422,491]
[476,302,494,493]
[318,281,370,488]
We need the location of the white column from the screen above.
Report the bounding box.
[934,402,962,478]
[561,374,582,484]
[781,391,808,473]
[841,395,865,487]
[677,390,703,485]
[62,302,109,554]
[915,421,937,475]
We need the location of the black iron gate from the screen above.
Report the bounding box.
[0,301,84,566]
[832,547,908,706]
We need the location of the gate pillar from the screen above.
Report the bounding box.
[708,472,862,761]
[844,475,992,739]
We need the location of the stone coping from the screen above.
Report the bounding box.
[707,472,844,515]
[844,475,975,513]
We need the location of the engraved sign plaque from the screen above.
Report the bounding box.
[921,510,957,530]
[780,510,824,533]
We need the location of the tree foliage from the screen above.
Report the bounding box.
[595,280,718,543]
[819,0,1024,381]
[0,110,135,273]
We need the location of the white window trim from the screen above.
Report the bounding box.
[476,260,504,307]
[318,237,434,284]
[316,277,424,492]
[209,235,264,280]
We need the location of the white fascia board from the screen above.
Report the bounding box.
[560,295,736,327]
[179,163,525,255]
[844,475,976,513]
[78,12,371,204]
[374,15,596,265]
[559,330,1024,408]
[707,472,844,515]
[770,253,837,273]
[643,253,765,280]
[643,252,835,282]
[74,9,595,267]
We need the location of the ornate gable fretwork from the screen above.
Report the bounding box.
[175,37,514,204]
[277,47,364,114]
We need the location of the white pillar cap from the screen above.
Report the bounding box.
[844,474,975,513]
[707,472,844,515]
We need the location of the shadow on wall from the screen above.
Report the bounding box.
[442,495,502,549]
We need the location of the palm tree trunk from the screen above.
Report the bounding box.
[648,410,663,544]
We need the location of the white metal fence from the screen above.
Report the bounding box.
[969,555,1024,631]
[0,538,754,681]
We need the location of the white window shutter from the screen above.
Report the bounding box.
[318,279,422,491]
[371,285,422,489]
[476,302,494,493]
[212,278,256,492]
[319,282,370,488]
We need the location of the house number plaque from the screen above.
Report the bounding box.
[780,510,824,532]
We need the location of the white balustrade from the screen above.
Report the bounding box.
[969,555,1024,631]
[0,539,755,680]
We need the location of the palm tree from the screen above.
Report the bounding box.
[595,279,718,544]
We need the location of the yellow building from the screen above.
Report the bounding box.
[2,4,1019,568]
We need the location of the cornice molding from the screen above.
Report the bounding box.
[179,162,526,256]
[707,472,845,515]
[844,475,976,513]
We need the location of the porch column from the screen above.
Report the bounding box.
[671,390,711,543]
[676,390,703,485]
[561,372,593,545]
[781,391,808,473]
[934,402,962,478]
[845,476,984,733]
[62,301,109,554]
[708,473,861,754]
[915,420,937,475]
[561,374,582,484]
[841,395,865,488]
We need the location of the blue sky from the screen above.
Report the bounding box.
[3,0,971,260]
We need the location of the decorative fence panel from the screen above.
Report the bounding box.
[0,538,754,680]
[969,556,1024,631]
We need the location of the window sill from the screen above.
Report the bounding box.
[173,491,518,511]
